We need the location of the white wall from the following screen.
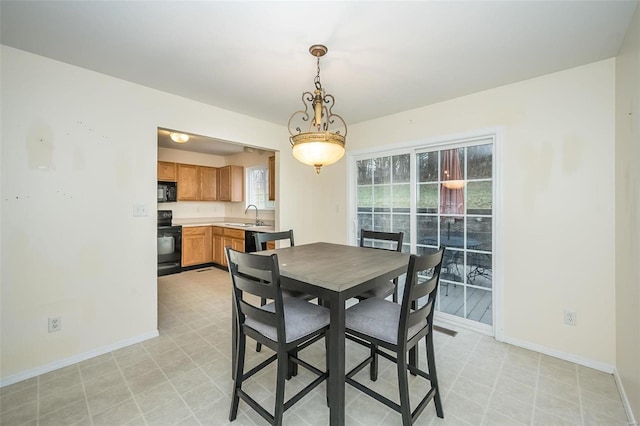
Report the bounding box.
[0,46,320,382]
[313,60,617,368]
[615,2,640,420]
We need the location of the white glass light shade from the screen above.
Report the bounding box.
[291,137,345,174]
[170,132,190,143]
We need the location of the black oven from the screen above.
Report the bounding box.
[158,210,182,276]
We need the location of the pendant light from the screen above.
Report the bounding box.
[288,45,347,174]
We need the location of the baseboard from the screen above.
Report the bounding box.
[614,368,638,426]
[0,330,159,387]
[499,335,615,373]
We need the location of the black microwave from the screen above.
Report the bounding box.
[158,181,177,203]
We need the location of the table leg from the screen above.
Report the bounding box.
[328,292,345,426]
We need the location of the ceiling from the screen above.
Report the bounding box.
[1,1,636,153]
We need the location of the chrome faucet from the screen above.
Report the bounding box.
[244,204,264,226]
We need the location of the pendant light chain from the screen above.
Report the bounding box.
[314,56,322,90]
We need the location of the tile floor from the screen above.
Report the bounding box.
[0,267,630,426]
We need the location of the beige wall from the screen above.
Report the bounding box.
[314,60,617,368]
[0,46,319,382]
[615,2,640,420]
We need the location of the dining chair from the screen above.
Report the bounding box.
[356,229,404,302]
[254,230,314,355]
[226,247,330,426]
[345,247,446,425]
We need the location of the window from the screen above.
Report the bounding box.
[246,165,275,210]
[352,136,495,332]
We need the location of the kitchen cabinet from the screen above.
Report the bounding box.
[200,166,218,201]
[177,164,200,201]
[158,161,177,182]
[213,227,245,267]
[268,156,275,201]
[218,165,244,202]
[212,226,224,265]
[182,226,212,267]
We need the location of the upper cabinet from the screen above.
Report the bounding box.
[218,165,244,202]
[177,164,200,201]
[268,156,275,201]
[159,161,243,202]
[200,166,218,201]
[158,161,177,182]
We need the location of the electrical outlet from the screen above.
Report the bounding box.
[564,310,577,326]
[48,316,62,333]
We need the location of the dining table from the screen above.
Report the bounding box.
[251,241,410,426]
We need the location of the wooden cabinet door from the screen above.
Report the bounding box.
[218,166,231,201]
[200,166,218,201]
[231,238,245,252]
[182,227,212,267]
[268,156,275,201]
[177,164,200,201]
[218,165,244,202]
[158,161,177,182]
[212,227,224,265]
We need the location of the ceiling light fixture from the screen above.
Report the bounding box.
[170,132,190,143]
[288,44,347,174]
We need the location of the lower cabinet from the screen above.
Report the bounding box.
[213,226,244,267]
[213,226,224,265]
[182,226,212,267]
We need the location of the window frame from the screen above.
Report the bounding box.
[245,164,275,211]
[347,129,503,339]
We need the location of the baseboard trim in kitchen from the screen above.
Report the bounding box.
[0,330,159,388]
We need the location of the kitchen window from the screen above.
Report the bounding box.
[246,165,275,210]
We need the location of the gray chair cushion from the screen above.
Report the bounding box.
[246,298,329,343]
[357,280,395,299]
[346,298,427,345]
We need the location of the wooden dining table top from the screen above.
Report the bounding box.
[256,241,410,293]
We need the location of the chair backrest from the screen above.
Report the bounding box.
[398,247,445,349]
[226,247,285,340]
[254,230,295,252]
[359,229,404,253]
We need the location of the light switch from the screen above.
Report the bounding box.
[133,204,148,217]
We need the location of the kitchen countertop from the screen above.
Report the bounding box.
[172,217,275,232]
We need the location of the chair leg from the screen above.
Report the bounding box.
[370,343,378,381]
[287,348,298,379]
[426,333,443,418]
[397,350,412,425]
[229,333,246,421]
[325,336,330,406]
[256,297,266,352]
[274,349,288,426]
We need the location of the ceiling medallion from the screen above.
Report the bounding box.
[288,44,347,174]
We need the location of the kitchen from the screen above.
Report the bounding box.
[157,127,278,276]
